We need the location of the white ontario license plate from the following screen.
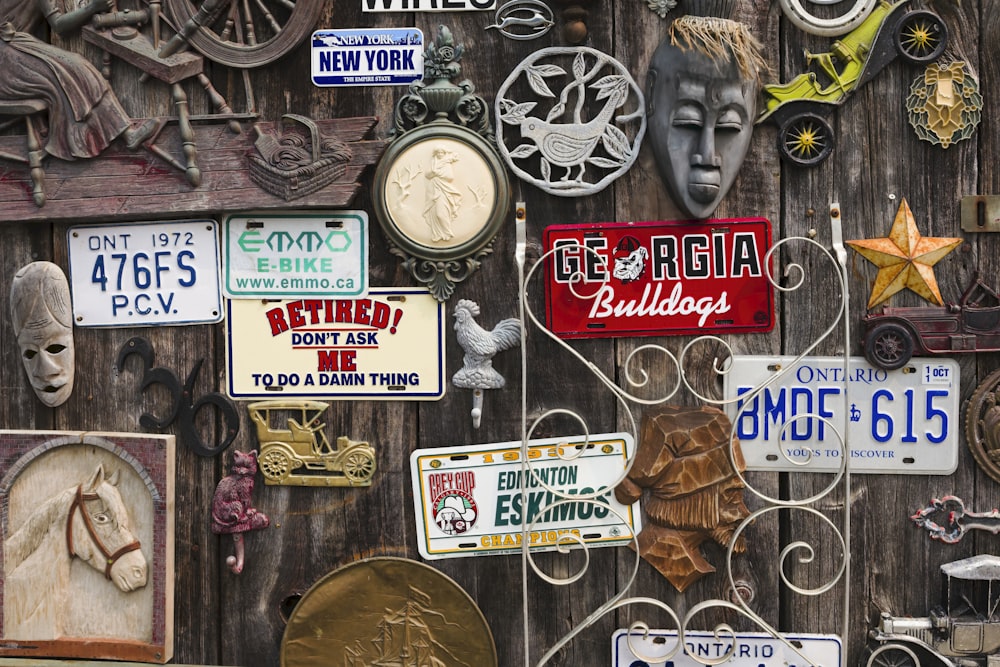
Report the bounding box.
[67,220,222,327]
[612,630,842,667]
[723,356,959,474]
[410,434,641,560]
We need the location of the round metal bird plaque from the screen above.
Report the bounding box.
[281,557,497,667]
[495,47,646,197]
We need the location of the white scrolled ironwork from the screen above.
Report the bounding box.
[517,204,852,666]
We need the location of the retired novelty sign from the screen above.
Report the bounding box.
[226,288,445,399]
[544,219,774,338]
[312,29,423,86]
[410,434,640,559]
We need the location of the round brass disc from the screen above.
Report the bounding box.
[281,557,497,667]
[965,368,1000,484]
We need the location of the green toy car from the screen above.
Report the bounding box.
[758,0,948,166]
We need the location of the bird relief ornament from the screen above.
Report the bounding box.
[451,300,521,428]
[495,47,646,197]
[373,25,512,302]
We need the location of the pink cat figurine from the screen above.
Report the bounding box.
[211,450,269,574]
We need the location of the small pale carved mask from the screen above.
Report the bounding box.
[10,262,75,407]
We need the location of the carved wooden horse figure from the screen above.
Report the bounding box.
[3,465,148,640]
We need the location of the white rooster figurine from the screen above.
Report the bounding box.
[451,299,521,427]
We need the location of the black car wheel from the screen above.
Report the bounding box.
[895,10,948,64]
[866,644,917,667]
[778,113,835,167]
[865,323,915,370]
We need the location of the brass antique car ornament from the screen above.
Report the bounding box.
[281,557,497,667]
[373,25,511,301]
[249,401,376,487]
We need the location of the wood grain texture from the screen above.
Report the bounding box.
[0,0,995,665]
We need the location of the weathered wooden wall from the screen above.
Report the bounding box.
[1,0,998,664]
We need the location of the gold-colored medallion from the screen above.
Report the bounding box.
[281,557,497,667]
[907,61,982,148]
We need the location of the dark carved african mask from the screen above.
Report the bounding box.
[647,22,760,219]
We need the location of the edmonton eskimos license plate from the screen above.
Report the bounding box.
[67,220,222,327]
[410,434,641,559]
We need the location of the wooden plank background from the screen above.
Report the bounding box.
[0,0,997,664]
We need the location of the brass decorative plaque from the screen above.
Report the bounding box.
[281,557,497,667]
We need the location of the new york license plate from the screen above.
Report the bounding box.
[612,630,842,667]
[67,220,222,326]
[723,356,959,474]
[410,434,640,559]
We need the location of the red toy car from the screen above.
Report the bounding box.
[863,278,1000,370]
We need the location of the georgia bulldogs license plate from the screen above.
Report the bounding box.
[544,219,774,338]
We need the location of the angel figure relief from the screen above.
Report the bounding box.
[496,47,645,196]
[424,147,462,241]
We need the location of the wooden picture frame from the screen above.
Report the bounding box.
[372,121,511,301]
[0,431,174,663]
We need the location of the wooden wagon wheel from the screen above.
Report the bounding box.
[163,0,324,68]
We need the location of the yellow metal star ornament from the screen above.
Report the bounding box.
[846,199,962,309]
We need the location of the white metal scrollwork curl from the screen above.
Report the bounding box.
[516,204,852,666]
